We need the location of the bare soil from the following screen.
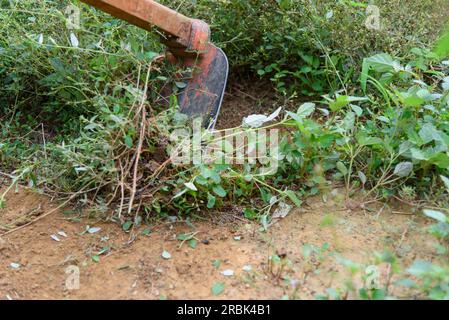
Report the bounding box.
[0,186,436,300]
[215,80,280,129]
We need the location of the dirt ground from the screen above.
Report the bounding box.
[215,80,280,129]
[0,81,438,300]
[0,186,437,300]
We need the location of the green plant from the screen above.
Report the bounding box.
[164,0,449,96]
[2,0,449,229]
[402,176,449,299]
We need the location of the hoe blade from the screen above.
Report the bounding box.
[178,44,229,129]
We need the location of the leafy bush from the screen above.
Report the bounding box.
[164,0,449,95]
[0,0,176,210]
[1,0,449,223]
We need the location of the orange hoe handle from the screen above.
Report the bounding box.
[80,0,229,128]
[79,0,211,53]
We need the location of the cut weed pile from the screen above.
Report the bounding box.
[1,0,449,299]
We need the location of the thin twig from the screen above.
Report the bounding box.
[128,63,151,214]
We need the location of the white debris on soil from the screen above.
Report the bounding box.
[243,265,252,272]
[10,262,21,269]
[58,231,68,238]
[162,250,171,260]
[272,202,293,219]
[242,107,282,128]
[221,269,235,277]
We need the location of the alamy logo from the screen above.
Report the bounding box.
[365,265,381,290]
[65,265,80,290]
[365,5,381,31]
[65,5,81,30]
[169,118,280,174]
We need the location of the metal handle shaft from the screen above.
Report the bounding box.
[80,0,193,47]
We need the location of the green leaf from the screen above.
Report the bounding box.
[122,220,133,232]
[329,95,350,112]
[356,135,383,147]
[302,244,314,259]
[211,282,225,296]
[410,148,428,161]
[285,190,302,207]
[407,260,433,276]
[361,59,370,92]
[433,28,449,59]
[337,256,361,274]
[213,185,227,198]
[145,51,159,60]
[212,259,221,269]
[124,135,133,148]
[394,278,416,288]
[188,239,197,249]
[98,246,110,255]
[92,255,100,263]
[286,111,302,123]
[336,162,348,175]
[343,111,355,131]
[351,105,363,116]
[403,95,424,107]
[365,53,401,73]
[419,124,441,144]
[361,53,402,92]
[329,95,368,112]
[173,188,188,199]
[428,153,449,169]
[393,162,413,178]
[177,233,193,241]
[441,176,449,191]
[423,209,448,223]
[201,167,221,184]
[371,289,386,300]
[244,208,258,220]
[207,193,216,209]
[175,81,187,89]
[297,102,315,118]
[358,171,367,185]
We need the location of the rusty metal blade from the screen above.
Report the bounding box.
[178,44,229,129]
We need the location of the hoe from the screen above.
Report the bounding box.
[80,0,229,128]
